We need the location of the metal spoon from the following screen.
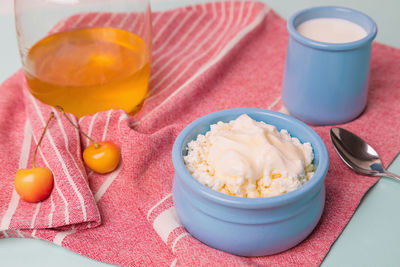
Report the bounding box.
[330,127,400,181]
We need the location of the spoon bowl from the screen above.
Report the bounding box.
[330,127,400,181]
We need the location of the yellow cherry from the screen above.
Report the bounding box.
[15,167,53,203]
[14,112,54,203]
[83,141,120,174]
[56,106,121,174]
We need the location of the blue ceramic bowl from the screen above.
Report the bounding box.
[172,108,329,256]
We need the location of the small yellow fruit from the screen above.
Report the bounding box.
[83,141,120,174]
[14,167,54,203]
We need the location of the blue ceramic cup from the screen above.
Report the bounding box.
[282,6,377,125]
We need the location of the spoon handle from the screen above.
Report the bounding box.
[383,170,400,182]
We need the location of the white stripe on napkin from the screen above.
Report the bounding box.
[153,207,182,243]
[0,119,31,230]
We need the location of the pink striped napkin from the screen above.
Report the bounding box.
[1,1,400,266]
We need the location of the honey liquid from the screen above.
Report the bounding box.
[25,27,151,117]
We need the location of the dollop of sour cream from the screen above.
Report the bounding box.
[183,114,314,198]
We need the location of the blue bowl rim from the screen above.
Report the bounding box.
[172,108,329,209]
[287,6,377,51]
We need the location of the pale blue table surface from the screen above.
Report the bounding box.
[1,0,400,266]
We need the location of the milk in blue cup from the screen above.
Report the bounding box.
[297,18,367,43]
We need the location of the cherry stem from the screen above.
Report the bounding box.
[33,112,54,168]
[56,106,100,149]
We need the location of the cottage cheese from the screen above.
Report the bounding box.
[183,114,314,198]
